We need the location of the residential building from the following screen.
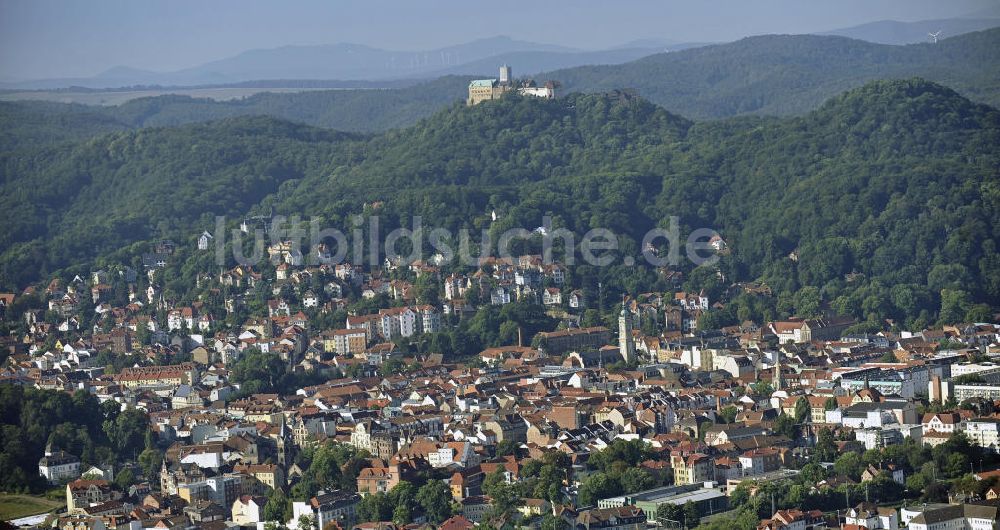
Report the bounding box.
[290,490,361,529]
[574,506,646,530]
[39,445,81,484]
[66,480,117,514]
[671,453,712,485]
[231,495,267,526]
[963,418,1000,451]
[536,327,611,355]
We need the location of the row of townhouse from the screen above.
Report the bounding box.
[346,304,442,343]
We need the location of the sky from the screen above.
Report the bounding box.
[0,0,998,81]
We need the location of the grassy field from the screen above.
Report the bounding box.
[0,493,64,522]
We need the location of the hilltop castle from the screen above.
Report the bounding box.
[467,64,558,105]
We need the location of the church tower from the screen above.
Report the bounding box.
[619,299,636,364]
[276,419,294,467]
[774,350,783,391]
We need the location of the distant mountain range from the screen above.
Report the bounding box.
[0,36,704,90]
[4,10,998,92]
[821,15,1000,45]
[548,27,1000,119]
[3,28,998,138]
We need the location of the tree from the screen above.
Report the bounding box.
[751,381,773,397]
[944,452,970,478]
[416,480,453,523]
[800,463,828,484]
[358,493,392,523]
[578,472,619,507]
[540,514,570,530]
[392,504,411,526]
[339,456,368,491]
[793,397,810,424]
[496,439,519,457]
[138,448,163,479]
[656,504,683,528]
[834,452,865,481]
[719,406,738,424]
[231,350,288,394]
[388,481,417,510]
[620,468,655,494]
[774,413,797,439]
[483,481,519,525]
[793,286,821,317]
[264,489,292,522]
[965,303,993,323]
[114,468,134,490]
[683,501,700,528]
[414,274,440,306]
[923,481,949,503]
[481,468,506,498]
[103,408,149,461]
[939,289,971,324]
[815,428,837,462]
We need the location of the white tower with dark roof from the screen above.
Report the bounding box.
[619,299,636,364]
[499,64,512,85]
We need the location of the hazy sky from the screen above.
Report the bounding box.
[1,0,997,80]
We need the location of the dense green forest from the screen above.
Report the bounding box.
[0,117,360,285]
[1,78,998,328]
[551,28,1000,119]
[0,385,155,492]
[0,101,132,151]
[0,75,470,144]
[1,29,997,141]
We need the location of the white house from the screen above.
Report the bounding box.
[198,231,214,250]
[542,288,562,306]
[231,495,266,526]
[963,418,1000,452]
[290,491,361,529]
[303,291,319,308]
[38,445,81,484]
[844,503,897,530]
[417,305,441,334]
[428,441,478,468]
[378,307,418,339]
[491,286,512,306]
[921,413,961,435]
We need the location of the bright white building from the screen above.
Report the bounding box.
[963,418,1000,452]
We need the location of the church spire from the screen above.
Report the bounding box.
[774,350,783,391]
[619,295,636,364]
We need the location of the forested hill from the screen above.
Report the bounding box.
[1,79,997,327]
[0,100,132,151]
[1,29,998,142]
[674,79,1000,324]
[0,75,471,148]
[0,117,359,286]
[549,28,1000,119]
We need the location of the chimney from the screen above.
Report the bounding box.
[517,326,523,347]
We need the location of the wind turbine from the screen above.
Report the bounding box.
[928,31,941,43]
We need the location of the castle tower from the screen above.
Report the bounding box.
[619,300,636,364]
[499,64,512,85]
